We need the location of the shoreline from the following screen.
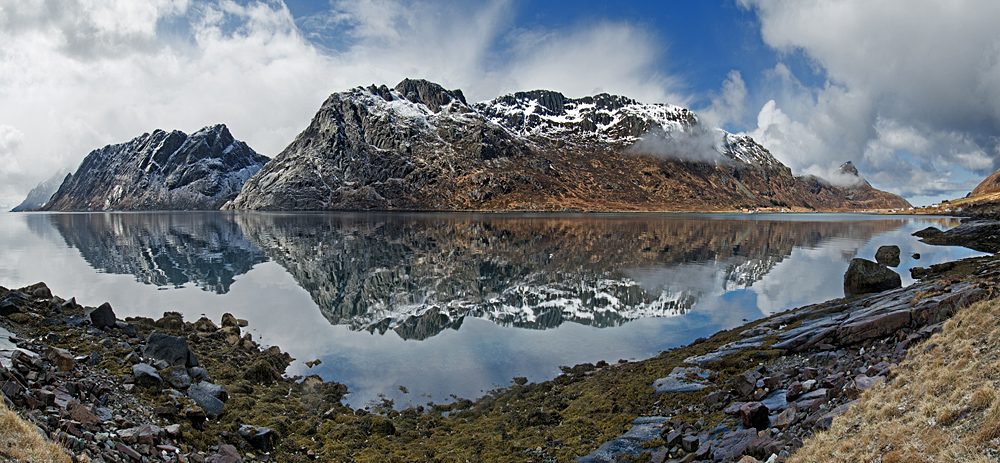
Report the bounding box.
[0,218,995,462]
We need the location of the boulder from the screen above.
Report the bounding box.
[133,363,163,388]
[221,313,240,328]
[194,381,228,402]
[844,258,901,296]
[164,366,192,390]
[44,346,75,371]
[88,302,116,329]
[143,333,198,368]
[188,382,225,416]
[875,245,901,267]
[738,402,770,431]
[239,425,279,451]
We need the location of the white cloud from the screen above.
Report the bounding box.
[699,70,747,130]
[0,0,682,209]
[738,0,1000,199]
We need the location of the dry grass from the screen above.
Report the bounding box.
[792,297,1000,462]
[0,399,71,463]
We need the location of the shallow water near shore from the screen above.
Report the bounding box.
[0,211,983,408]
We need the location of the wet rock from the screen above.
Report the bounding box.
[132,363,163,388]
[739,402,770,431]
[188,382,225,416]
[88,302,116,329]
[654,366,710,393]
[143,333,198,368]
[239,425,279,451]
[875,245,901,267]
[844,258,901,296]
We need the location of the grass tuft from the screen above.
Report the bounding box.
[0,399,72,463]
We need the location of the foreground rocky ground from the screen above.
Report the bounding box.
[0,219,996,462]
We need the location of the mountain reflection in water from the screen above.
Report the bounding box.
[48,213,267,294]
[44,212,959,341]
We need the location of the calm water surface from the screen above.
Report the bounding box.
[0,211,982,408]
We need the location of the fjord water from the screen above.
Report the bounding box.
[0,212,982,408]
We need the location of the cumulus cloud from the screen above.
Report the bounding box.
[0,0,683,209]
[737,0,1000,199]
[699,70,748,130]
[627,124,728,164]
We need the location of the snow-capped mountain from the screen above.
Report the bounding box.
[43,124,269,211]
[227,78,908,212]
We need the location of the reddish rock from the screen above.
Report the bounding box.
[770,402,798,429]
[739,402,770,431]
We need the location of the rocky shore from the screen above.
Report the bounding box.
[0,219,997,462]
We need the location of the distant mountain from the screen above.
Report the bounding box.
[11,171,69,211]
[226,78,909,212]
[43,124,268,211]
[794,161,912,211]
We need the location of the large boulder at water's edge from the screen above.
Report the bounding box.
[844,258,901,296]
[875,245,901,267]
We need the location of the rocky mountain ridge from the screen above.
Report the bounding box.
[226,78,910,212]
[42,124,269,211]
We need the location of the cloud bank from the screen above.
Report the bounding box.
[735,0,1000,200]
[0,0,683,209]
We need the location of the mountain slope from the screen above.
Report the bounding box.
[43,124,268,211]
[793,162,911,211]
[971,165,1000,196]
[11,171,69,211]
[227,79,907,212]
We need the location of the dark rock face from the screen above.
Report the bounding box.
[143,333,198,368]
[875,245,901,267]
[132,363,163,388]
[11,171,69,211]
[88,302,116,329]
[844,258,901,296]
[43,124,268,211]
[226,79,909,212]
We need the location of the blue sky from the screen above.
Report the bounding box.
[2,0,999,208]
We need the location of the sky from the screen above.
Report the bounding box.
[2,0,1000,208]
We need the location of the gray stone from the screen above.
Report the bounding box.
[88,302,116,329]
[844,258,901,296]
[194,381,228,402]
[164,366,192,390]
[875,245,901,267]
[188,382,225,416]
[133,363,163,388]
[143,333,198,368]
[653,366,710,393]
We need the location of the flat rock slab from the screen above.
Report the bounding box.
[653,367,712,393]
[576,416,669,463]
[0,326,36,370]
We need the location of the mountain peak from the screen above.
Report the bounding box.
[839,161,859,176]
[392,78,467,112]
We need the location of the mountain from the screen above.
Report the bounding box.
[971,166,1000,197]
[43,124,269,211]
[226,78,909,212]
[10,171,69,211]
[793,161,912,211]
